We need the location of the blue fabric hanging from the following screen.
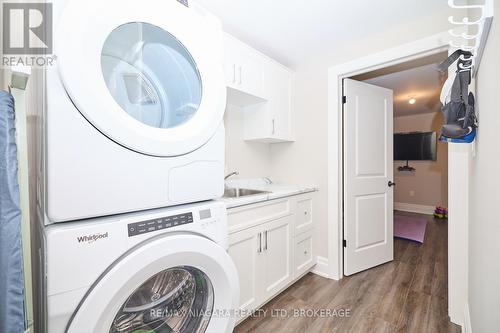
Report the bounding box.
[0,90,25,333]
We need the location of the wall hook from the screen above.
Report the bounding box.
[448,28,481,40]
[448,0,485,11]
[448,15,484,26]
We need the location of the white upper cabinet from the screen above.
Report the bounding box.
[244,60,294,143]
[223,33,294,143]
[223,34,266,105]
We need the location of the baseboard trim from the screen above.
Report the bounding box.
[463,303,472,333]
[394,202,435,215]
[311,256,330,279]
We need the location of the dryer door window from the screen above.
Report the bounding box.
[101,22,202,130]
[110,266,214,333]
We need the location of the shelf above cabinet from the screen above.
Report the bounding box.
[227,87,267,107]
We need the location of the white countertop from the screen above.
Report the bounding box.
[218,178,318,209]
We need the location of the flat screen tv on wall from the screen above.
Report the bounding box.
[394,132,437,161]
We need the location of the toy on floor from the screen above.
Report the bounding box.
[434,206,448,219]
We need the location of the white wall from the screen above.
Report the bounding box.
[269,68,329,257]
[224,104,272,178]
[394,112,448,208]
[468,0,500,330]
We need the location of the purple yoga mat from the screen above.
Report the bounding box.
[394,214,427,243]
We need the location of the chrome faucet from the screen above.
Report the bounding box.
[224,171,239,180]
[263,177,273,184]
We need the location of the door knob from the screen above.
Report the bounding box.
[388,181,396,187]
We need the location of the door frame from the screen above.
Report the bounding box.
[328,30,468,325]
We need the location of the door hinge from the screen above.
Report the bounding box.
[343,239,347,247]
[342,96,347,104]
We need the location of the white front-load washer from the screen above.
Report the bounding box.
[42,0,227,223]
[43,201,239,333]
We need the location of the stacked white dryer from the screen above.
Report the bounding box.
[44,0,227,223]
[38,0,239,332]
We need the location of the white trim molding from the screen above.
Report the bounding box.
[448,143,472,326]
[394,202,435,215]
[464,303,472,333]
[311,256,330,279]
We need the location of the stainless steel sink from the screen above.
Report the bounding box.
[223,188,270,198]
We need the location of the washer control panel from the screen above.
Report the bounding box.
[128,212,194,237]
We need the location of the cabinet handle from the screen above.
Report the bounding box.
[272,119,275,135]
[264,231,268,251]
[258,232,262,253]
[238,66,242,85]
[232,64,236,83]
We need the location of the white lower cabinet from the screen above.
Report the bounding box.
[227,215,293,317]
[227,193,316,323]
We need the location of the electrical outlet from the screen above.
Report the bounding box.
[409,190,415,197]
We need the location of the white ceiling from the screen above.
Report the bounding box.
[362,63,446,117]
[195,0,451,69]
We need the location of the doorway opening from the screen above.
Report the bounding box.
[338,51,458,329]
[344,51,449,275]
[328,32,470,326]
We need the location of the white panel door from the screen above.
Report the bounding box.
[343,78,394,276]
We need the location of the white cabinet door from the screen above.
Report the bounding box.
[261,215,293,299]
[343,78,394,276]
[267,63,293,140]
[228,225,264,313]
[239,52,264,98]
[244,61,293,143]
[223,33,265,103]
[223,38,240,90]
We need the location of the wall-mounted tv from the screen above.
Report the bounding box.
[394,132,437,161]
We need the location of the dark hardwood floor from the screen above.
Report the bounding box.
[234,212,460,333]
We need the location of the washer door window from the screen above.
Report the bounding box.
[101,23,202,130]
[66,234,239,333]
[110,267,213,333]
[57,0,226,156]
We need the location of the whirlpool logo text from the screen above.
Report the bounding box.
[77,232,109,244]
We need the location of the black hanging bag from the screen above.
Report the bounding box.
[438,50,477,139]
